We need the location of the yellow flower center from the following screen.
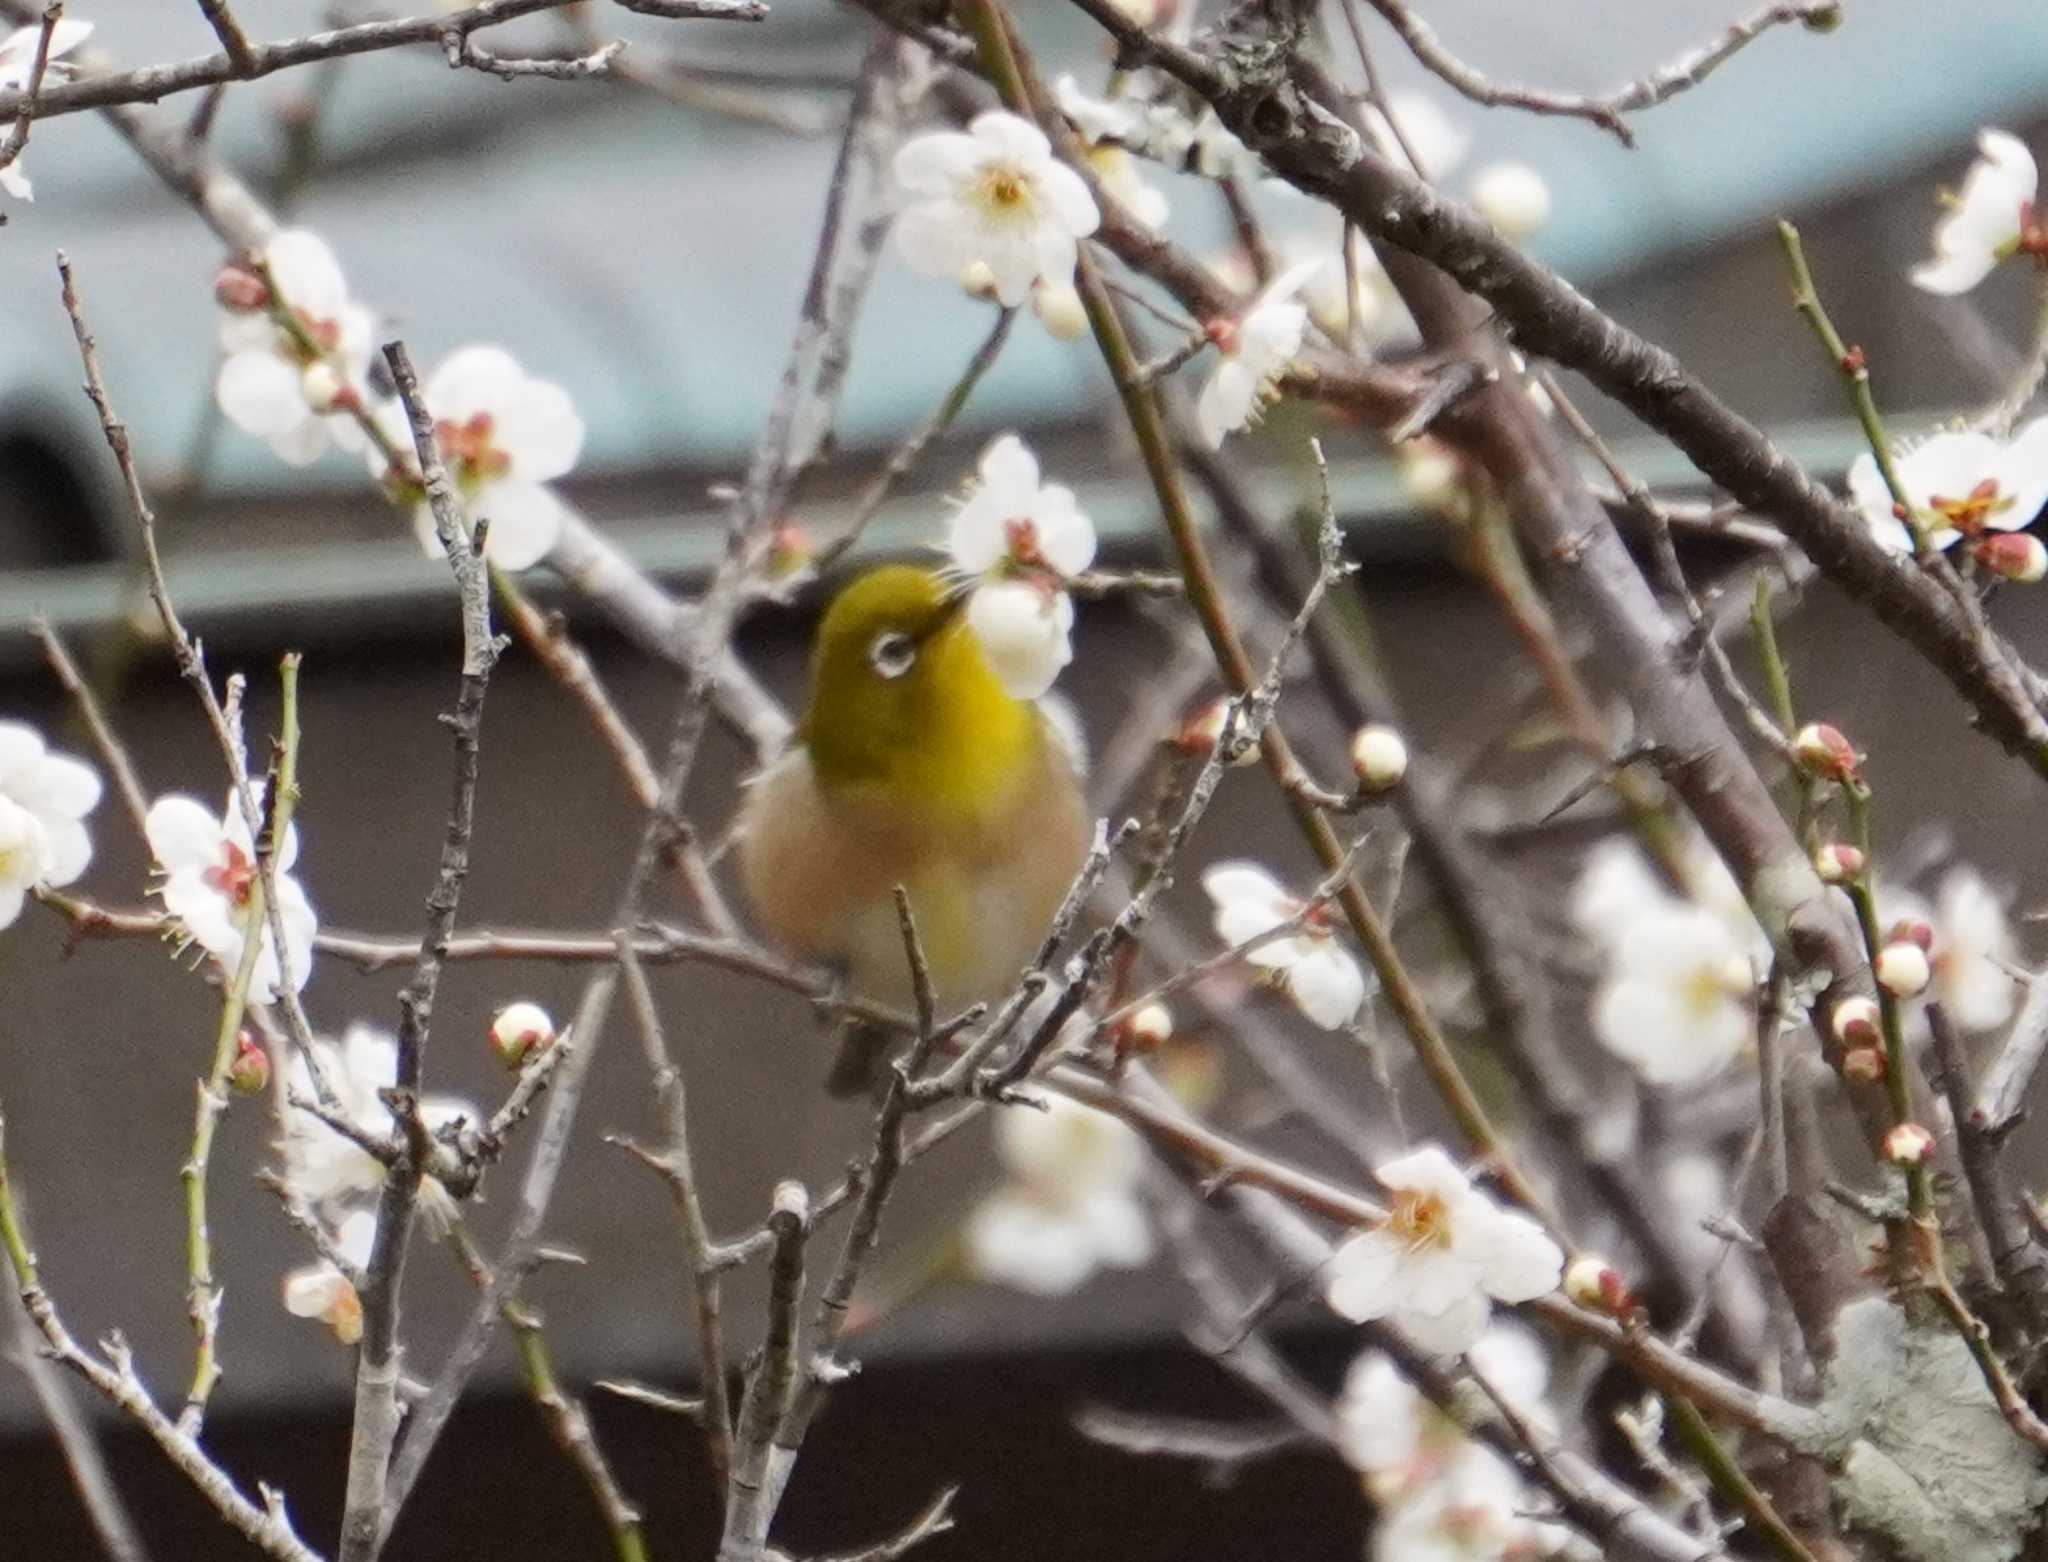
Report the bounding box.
[1681,954,1751,1020]
[1387,1188,1455,1254]
[1927,477,2010,537]
[973,164,1036,224]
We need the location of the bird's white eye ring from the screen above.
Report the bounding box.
[869,631,917,680]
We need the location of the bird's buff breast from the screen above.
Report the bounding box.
[736,737,1090,1010]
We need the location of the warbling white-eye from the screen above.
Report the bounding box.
[737,564,1090,1092]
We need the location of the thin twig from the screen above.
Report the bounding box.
[0,0,766,125]
[32,617,151,845]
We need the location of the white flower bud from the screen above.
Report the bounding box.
[1884,1122,1935,1166]
[1123,1001,1174,1049]
[1792,722,1860,782]
[1977,533,2048,583]
[1875,941,1931,998]
[1842,1046,1887,1082]
[1032,283,1090,341]
[959,261,1000,302]
[490,1001,557,1071]
[1470,162,1552,239]
[1830,994,1882,1047]
[1349,724,1409,791]
[1564,1254,1626,1313]
[299,360,347,414]
[1396,439,1464,515]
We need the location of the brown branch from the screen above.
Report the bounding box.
[1360,0,1839,148]
[0,0,765,125]
[0,1,61,194]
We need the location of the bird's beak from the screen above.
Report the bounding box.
[918,584,973,643]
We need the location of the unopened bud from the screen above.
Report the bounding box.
[1813,842,1866,884]
[299,360,347,414]
[1875,941,1930,997]
[763,518,814,580]
[1564,1255,1630,1314]
[1031,283,1090,341]
[214,263,269,313]
[1470,162,1552,240]
[1977,532,2048,583]
[959,261,1000,302]
[1178,697,1259,765]
[1801,1,1842,29]
[1831,994,1882,1048]
[1874,941,1930,998]
[228,1033,270,1096]
[1121,1001,1175,1050]
[1842,1046,1887,1082]
[489,1002,557,1071]
[1349,724,1409,791]
[1888,918,1935,952]
[1792,722,1861,783]
[1884,1122,1936,1166]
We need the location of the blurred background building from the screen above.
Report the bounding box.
[2,0,2047,1555]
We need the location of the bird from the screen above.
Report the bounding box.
[737,564,1091,1093]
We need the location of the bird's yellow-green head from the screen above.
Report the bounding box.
[801,565,1040,818]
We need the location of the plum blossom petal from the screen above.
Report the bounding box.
[945,434,1097,696]
[1325,1145,1562,1353]
[1197,260,1322,446]
[1202,861,1366,1029]
[965,1095,1153,1295]
[214,229,375,466]
[893,112,1100,307]
[0,720,99,891]
[386,346,584,570]
[965,582,1074,700]
[145,789,315,1005]
[282,1209,376,1345]
[0,796,47,930]
[1912,130,2040,296]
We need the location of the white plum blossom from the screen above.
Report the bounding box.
[215,230,376,467]
[0,720,100,925]
[0,798,47,931]
[1572,835,1767,1085]
[282,1208,376,1345]
[1882,866,2019,1036]
[1591,902,1756,1086]
[1339,1324,1551,1498]
[0,19,92,201]
[1846,418,2048,556]
[1202,861,1366,1029]
[373,346,586,571]
[1911,130,2043,296]
[1054,76,1169,230]
[281,1023,476,1229]
[1372,1443,1567,1562]
[893,112,1100,307]
[1469,163,1552,240]
[945,433,1097,698]
[1197,259,1323,447]
[1324,1145,1563,1353]
[964,1094,1153,1295]
[145,788,317,1005]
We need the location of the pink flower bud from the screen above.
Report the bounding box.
[1886,918,1935,952]
[1349,725,1409,791]
[1976,533,2048,583]
[1792,722,1861,783]
[1875,941,1931,998]
[490,1002,557,1071]
[214,264,270,313]
[1813,842,1865,884]
[1842,1046,1887,1082]
[228,1033,270,1096]
[763,518,814,580]
[1884,1122,1935,1166]
[1831,994,1882,1048]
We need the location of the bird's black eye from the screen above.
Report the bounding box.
[869,631,916,680]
